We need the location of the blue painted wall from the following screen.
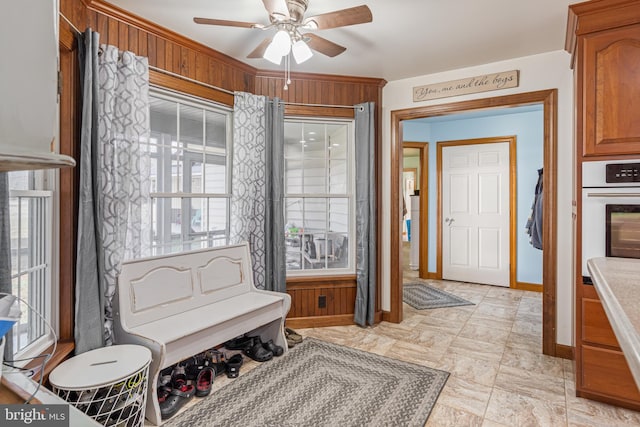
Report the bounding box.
[403,106,543,284]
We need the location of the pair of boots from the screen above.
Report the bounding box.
[224,335,283,362]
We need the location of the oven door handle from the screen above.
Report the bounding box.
[586,192,640,198]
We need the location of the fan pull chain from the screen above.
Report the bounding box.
[284,53,291,91]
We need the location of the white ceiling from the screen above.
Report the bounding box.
[104,0,577,82]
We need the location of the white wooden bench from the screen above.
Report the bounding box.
[113,242,291,425]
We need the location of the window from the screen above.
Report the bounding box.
[148,89,232,255]
[8,170,54,359]
[284,119,355,275]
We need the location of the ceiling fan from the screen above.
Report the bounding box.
[193,0,373,65]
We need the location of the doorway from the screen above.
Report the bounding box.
[402,142,429,279]
[389,90,559,357]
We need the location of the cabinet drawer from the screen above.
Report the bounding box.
[582,298,620,348]
[582,344,640,402]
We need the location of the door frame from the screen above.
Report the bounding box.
[388,89,558,357]
[403,142,429,278]
[437,137,517,286]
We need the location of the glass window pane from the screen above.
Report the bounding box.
[206,110,227,152]
[329,159,347,194]
[207,198,228,243]
[304,122,326,148]
[149,91,231,254]
[303,198,327,234]
[285,204,303,271]
[189,159,203,193]
[284,122,304,158]
[7,184,50,354]
[7,171,30,190]
[284,118,352,274]
[204,156,226,194]
[303,159,326,194]
[150,98,177,138]
[329,197,349,233]
[180,104,204,151]
[304,138,326,159]
[151,197,183,255]
[285,160,304,194]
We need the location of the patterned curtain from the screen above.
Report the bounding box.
[230,92,285,292]
[354,102,377,326]
[75,29,151,354]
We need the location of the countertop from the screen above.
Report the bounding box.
[587,257,640,390]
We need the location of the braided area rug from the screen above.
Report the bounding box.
[403,282,474,310]
[163,338,449,427]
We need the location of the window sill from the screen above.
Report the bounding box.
[287,274,357,289]
[24,340,75,384]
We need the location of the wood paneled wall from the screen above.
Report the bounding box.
[59,0,385,327]
[61,0,255,96]
[286,276,358,329]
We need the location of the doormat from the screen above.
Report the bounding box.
[403,282,474,310]
[163,338,449,427]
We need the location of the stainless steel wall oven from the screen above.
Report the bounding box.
[582,160,640,282]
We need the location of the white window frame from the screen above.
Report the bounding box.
[148,87,233,255]
[284,117,356,277]
[7,170,56,365]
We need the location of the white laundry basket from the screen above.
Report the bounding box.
[49,345,151,427]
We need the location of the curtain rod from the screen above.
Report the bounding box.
[58,12,358,109]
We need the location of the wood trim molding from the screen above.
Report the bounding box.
[0,378,43,404]
[58,23,80,343]
[403,142,429,279]
[289,310,382,329]
[435,136,517,287]
[514,281,544,293]
[284,105,355,119]
[287,275,357,289]
[388,108,404,323]
[149,69,233,106]
[255,69,386,87]
[286,314,356,329]
[555,344,575,360]
[390,89,559,357]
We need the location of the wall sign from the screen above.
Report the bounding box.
[413,70,519,102]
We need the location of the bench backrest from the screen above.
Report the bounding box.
[117,242,255,329]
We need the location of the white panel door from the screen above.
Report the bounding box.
[442,142,510,286]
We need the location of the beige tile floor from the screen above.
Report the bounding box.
[152,246,640,426]
[297,256,640,426]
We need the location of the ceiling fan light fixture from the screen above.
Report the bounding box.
[263,42,283,65]
[292,39,313,64]
[302,19,318,30]
[271,29,292,56]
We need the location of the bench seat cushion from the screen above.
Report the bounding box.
[132,292,285,344]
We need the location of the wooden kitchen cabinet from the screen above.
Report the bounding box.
[567,0,640,158]
[577,286,640,409]
[567,0,640,410]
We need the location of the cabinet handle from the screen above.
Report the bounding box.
[587,193,640,198]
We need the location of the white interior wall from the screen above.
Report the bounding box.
[381,50,575,346]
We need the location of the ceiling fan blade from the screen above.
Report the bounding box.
[193,17,263,29]
[304,33,346,57]
[262,0,290,20]
[247,37,273,58]
[302,5,372,30]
